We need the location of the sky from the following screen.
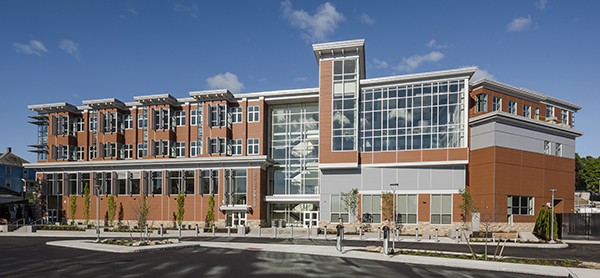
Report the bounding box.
[1,0,599,162]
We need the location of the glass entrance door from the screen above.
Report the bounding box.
[226,211,246,227]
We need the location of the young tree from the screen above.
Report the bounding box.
[69,194,77,225]
[341,188,359,222]
[83,183,91,225]
[458,188,478,231]
[176,190,185,227]
[381,192,394,222]
[107,195,116,227]
[205,195,215,227]
[478,200,503,260]
[117,202,124,226]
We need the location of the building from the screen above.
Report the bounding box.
[24,39,582,234]
[0,147,36,196]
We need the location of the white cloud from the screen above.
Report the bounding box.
[59,40,80,61]
[294,77,307,81]
[127,8,138,15]
[13,40,48,56]
[280,0,345,43]
[463,65,495,81]
[174,3,198,18]
[372,58,388,69]
[426,39,448,49]
[535,0,548,10]
[359,13,374,25]
[395,51,444,72]
[507,16,532,32]
[206,72,245,94]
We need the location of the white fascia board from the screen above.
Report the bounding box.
[28,102,80,113]
[359,189,460,195]
[360,160,468,168]
[264,194,320,203]
[24,155,274,171]
[133,94,179,105]
[361,67,476,87]
[218,205,251,212]
[319,162,359,170]
[312,39,365,52]
[235,88,319,100]
[469,111,584,138]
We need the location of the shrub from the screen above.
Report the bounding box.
[564,259,572,267]
[533,207,558,241]
[509,259,517,263]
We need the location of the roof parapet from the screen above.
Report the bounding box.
[313,39,366,79]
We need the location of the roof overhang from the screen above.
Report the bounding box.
[264,194,320,204]
[189,89,235,101]
[313,39,366,79]
[28,102,80,114]
[469,111,584,139]
[82,98,127,110]
[133,94,179,105]
[361,67,476,88]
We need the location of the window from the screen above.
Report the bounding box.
[152,140,173,156]
[247,138,259,155]
[90,111,97,131]
[330,194,348,223]
[101,143,117,158]
[225,169,246,205]
[232,139,243,155]
[248,106,260,122]
[77,146,85,160]
[397,194,418,224]
[124,114,133,129]
[361,195,381,224]
[572,112,575,128]
[151,171,162,195]
[153,108,172,130]
[124,144,133,159]
[507,196,533,215]
[175,142,185,157]
[5,166,11,174]
[231,107,243,123]
[89,145,97,159]
[183,170,195,195]
[431,194,452,224]
[561,110,568,126]
[190,141,197,157]
[546,105,554,118]
[202,170,219,195]
[76,117,85,132]
[523,105,531,118]
[508,101,517,115]
[190,109,197,126]
[5,180,10,187]
[555,143,562,157]
[544,141,550,155]
[138,112,147,128]
[474,93,487,113]
[137,143,147,158]
[332,59,358,151]
[492,97,501,112]
[67,173,77,195]
[175,111,186,126]
[535,108,540,120]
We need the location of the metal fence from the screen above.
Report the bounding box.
[561,213,600,240]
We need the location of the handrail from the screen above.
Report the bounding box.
[8,218,25,227]
[30,218,47,226]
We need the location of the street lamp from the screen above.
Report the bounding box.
[390,183,399,252]
[95,183,102,242]
[549,189,557,244]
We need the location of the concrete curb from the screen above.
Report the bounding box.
[46,240,202,253]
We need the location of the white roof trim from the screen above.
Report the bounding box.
[264,194,320,203]
[361,67,476,87]
[469,110,584,138]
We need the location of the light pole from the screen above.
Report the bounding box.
[390,183,398,252]
[95,183,101,242]
[549,189,557,244]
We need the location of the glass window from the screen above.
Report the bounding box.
[124,114,133,129]
[508,101,517,115]
[332,59,358,151]
[190,109,197,126]
[507,196,533,215]
[361,195,381,224]
[151,171,162,195]
[175,111,186,126]
[232,139,243,155]
[544,141,551,155]
[475,93,487,113]
[397,194,417,224]
[555,143,562,157]
[190,141,197,157]
[431,194,452,224]
[225,169,246,205]
[561,110,568,126]
[330,194,348,223]
[523,105,531,118]
[546,105,554,118]
[202,170,218,195]
[175,142,185,157]
[248,106,260,122]
[231,107,243,123]
[535,108,540,120]
[492,97,502,112]
[247,138,259,155]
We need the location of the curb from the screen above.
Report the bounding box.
[46,240,202,253]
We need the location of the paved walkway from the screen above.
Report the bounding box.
[45,239,600,278]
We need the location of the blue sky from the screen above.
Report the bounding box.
[1,0,599,162]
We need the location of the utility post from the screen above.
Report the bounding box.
[94,183,101,242]
[390,183,398,252]
[549,189,557,243]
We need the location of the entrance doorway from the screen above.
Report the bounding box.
[226,211,246,227]
[303,211,318,227]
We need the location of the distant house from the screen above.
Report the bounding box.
[0,147,36,197]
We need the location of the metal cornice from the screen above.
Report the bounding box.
[189,89,235,101]
[133,94,179,105]
[82,98,127,110]
[360,67,476,87]
[27,102,80,113]
[469,111,584,138]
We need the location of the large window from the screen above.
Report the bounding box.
[397,194,418,224]
[68,173,77,195]
[508,101,517,115]
[174,111,185,126]
[330,194,348,223]
[247,138,259,155]
[76,117,85,132]
[175,142,185,157]
[332,59,358,151]
[232,139,243,155]
[225,169,246,205]
[546,105,554,118]
[431,194,452,224]
[474,93,487,113]
[209,138,229,154]
[201,170,219,195]
[248,106,260,122]
[492,96,501,112]
[269,103,319,195]
[231,107,243,123]
[361,194,381,224]
[123,144,133,159]
[360,80,466,152]
[507,196,533,215]
[124,114,133,129]
[151,171,162,195]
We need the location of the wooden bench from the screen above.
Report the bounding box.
[492,232,518,243]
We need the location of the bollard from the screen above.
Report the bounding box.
[227,226,231,236]
[307,226,310,239]
[415,227,419,242]
[455,229,459,243]
[378,227,381,241]
[383,225,390,255]
[178,224,181,239]
[145,224,149,239]
[291,226,294,238]
[212,224,215,236]
[258,224,261,237]
[160,224,164,237]
[435,228,439,243]
[195,224,199,237]
[243,225,246,237]
[274,225,277,238]
[359,226,363,240]
[324,226,327,240]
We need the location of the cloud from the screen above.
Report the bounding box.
[463,65,495,81]
[13,40,48,56]
[206,72,245,93]
[280,0,345,43]
[535,0,548,10]
[507,16,532,32]
[394,51,444,72]
[127,8,138,15]
[59,40,80,61]
[426,39,448,49]
[359,13,375,25]
[174,3,198,18]
[294,77,308,81]
[372,58,388,69]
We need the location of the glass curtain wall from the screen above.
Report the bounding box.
[269,103,319,195]
[269,203,319,227]
[359,80,465,152]
[332,59,358,151]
